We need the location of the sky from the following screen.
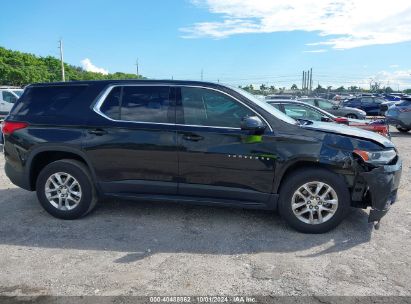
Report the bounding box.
[1,0,411,89]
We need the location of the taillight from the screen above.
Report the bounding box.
[334,117,349,125]
[1,121,29,135]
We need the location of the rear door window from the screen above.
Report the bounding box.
[303,99,316,106]
[283,104,323,121]
[2,91,18,104]
[361,97,374,104]
[121,86,171,123]
[317,99,334,110]
[99,86,172,123]
[100,86,121,120]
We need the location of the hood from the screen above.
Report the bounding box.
[343,106,365,114]
[301,121,394,148]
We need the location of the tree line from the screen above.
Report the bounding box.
[0,46,143,86]
[240,83,410,96]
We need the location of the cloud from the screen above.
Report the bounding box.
[182,0,411,49]
[369,69,411,89]
[81,58,109,75]
[303,49,327,53]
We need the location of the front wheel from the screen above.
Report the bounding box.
[36,159,98,219]
[278,168,350,233]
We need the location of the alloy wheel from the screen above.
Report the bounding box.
[45,172,82,211]
[291,181,338,225]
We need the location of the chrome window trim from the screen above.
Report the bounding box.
[93,84,273,131]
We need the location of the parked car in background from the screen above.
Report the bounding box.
[342,96,387,116]
[383,94,401,102]
[1,80,402,233]
[380,100,399,115]
[333,94,353,102]
[385,98,411,133]
[266,94,294,100]
[298,98,367,119]
[267,100,390,137]
[0,87,24,118]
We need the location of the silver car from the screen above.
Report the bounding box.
[299,98,367,119]
[385,98,411,133]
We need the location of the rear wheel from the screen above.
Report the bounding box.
[36,159,97,219]
[396,126,410,133]
[345,113,358,119]
[278,168,350,233]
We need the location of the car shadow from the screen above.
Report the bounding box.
[0,188,374,263]
[390,131,411,138]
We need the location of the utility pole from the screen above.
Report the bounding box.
[135,59,139,77]
[302,71,305,94]
[302,71,306,94]
[58,39,65,82]
[310,68,313,94]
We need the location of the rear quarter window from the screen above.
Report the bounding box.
[10,85,88,116]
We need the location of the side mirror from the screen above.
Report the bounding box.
[241,116,266,135]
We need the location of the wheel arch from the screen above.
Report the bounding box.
[27,146,97,191]
[273,161,345,195]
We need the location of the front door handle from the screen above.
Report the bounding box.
[182,134,204,142]
[88,128,108,136]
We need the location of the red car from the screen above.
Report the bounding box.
[267,100,390,137]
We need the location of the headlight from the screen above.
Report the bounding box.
[354,149,396,165]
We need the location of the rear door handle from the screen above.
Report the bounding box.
[88,129,108,136]
[183,134,204,142]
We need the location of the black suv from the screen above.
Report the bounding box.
[1,80,402,233]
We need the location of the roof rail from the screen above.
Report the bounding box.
[0,86,23,89]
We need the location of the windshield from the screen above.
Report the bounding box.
[230,86,297,125]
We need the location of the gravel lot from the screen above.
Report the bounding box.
[0,128,410,297]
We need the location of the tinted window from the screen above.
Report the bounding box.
[267,103,281,110]
[121,86,171,123]
[283,104,324,121]
[303,99,316,106]
[100,86,121,120]
[398,100,411,106]
[2,91,18,104]
[10,85,87,116]
[12,90,23,97]
[361,97,374,104]
[181,87,254,128]
[317,99,334,109]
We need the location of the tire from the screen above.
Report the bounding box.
[278,168,350,233]
[396,126,410,133]
[36,159,98,219]
[345,113,358,119]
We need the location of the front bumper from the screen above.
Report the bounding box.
[359,158,402,223]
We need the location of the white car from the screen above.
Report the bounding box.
[0,87,24,117]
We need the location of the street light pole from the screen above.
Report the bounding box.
[58,39,65,82]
